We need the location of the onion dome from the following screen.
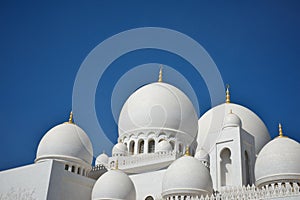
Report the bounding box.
[112,143,128,156]
[255,124,300,187]
[35,112,93,166]
[222,110,242,129]
[92,169,136,200]
[162,149,213,198]
[156,140,173,152]
[118,81,198,145]
[197,86,270,154]
[95,152,109,166]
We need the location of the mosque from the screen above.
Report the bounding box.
[0,68,300,200]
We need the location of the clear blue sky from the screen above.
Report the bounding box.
[1,1,300,171]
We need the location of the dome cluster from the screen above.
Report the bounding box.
[33,70,300,200]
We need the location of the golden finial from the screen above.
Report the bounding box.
[115,160,119,170]
[226,84,230,103]
[158,65,163,82]
[278,123,283,138]
[185,146,190,156]
[68,111,74,124]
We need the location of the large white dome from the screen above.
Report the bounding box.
[118,82,198,144]
[197,103,270,154]
[92,170,136,200]
[35,123,93,165]
[162,155,213,198]
[255,136,300,187]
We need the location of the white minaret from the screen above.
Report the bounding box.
[209,87,256,191]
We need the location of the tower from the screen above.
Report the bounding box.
[209,109,256,190]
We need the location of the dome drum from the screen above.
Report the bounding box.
[120,128,195,147]
[120,128,196,156]
[162,188,212,198]
[256,174,300,188]
[35,155,91,168]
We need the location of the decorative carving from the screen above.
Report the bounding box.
[0,187,37,200]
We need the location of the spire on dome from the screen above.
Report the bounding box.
[158,65,163,82]
[68,111,74,124]
[226,84,230,103]
[185,146,190,156]
[278,123,283,138]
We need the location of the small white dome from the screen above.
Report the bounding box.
[118,82,198,145]
[255,136,300,187]
[156,140,173,152]
[197,103,270,154]
[112,143,128,156]
[92,170,136,200]
[95,153,109,165]
[222,111,242,129]
[162,156,213,198]
[36,123,93,165]
[194,148,209,163]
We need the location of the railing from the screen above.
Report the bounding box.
[164,182,300,200]
[109,151,181,169]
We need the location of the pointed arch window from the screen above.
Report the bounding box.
[245,151,251,185]
[148,139,155,153]
[129,141,135,155]
[220,148,232,186]
[179,143,183,153]
[138,140,144,154]
[145,196,154,200]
